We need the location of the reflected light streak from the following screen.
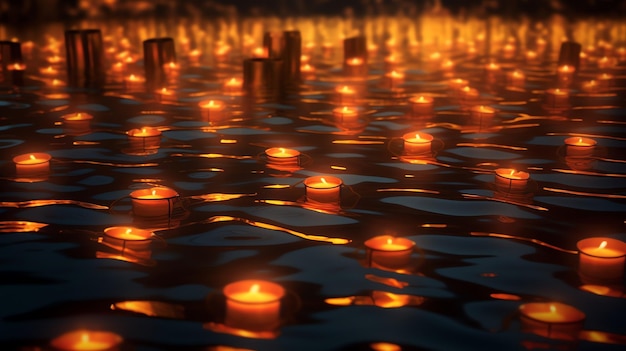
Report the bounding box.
[204,215,350,244]
[470,232,577,254]
[72,160,159,167]
[551,169,626,178]
[365,274,409,289]
[204,322,278,340]
[189,193,256,202]
[376,188,440,194]
[171,153,253,160]
[0,200,108,210]
[579,331,626,345]
[456,143,527,151]
[332,140,385,145]
[371,342,402,351]
[111,300,185,318]
[543,187,626,199]
[0,221,48,233]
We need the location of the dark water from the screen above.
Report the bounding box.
[1,20,626,351]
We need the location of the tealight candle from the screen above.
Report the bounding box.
[127,127,162,150]
[364,235,416,268]
[596,73,613,92]
[62,112,93,135]
[564,137,596,158]
[382,70,405,90]
[525,50,538,64]
[402,132,434,155]
[344,57,366,77]
[332,106,359,122]
[304,175,342,204]
[265,147,300,166]
[545,88,570,109]
[495,168,530,192]
[124,74,145,91]
[103,226,153,254]
[506,70,526,88]
[556,65,576,88]
[581,80,598,93]
[408,95,434,117]
[484,62,502,83]
[300,63,316,79]
[223,280,285,331]
[129,187,179,217]
[188,49,202,65]
[460,86,480,109]
[13,153,51,177]
[335,85,358,106]
[50,329,123,351]
[155,87,176,102]
[223,77,242,95]
[383,54,398,71]
[519,302,586,340]
[40,65,59,77]
[198,99,227,121]
[577,237,626,281]
[469,105,496,123]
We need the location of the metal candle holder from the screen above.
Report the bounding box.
[64,29,105,88]
[0,40,23,86]
[263,30,301,88]
[243,58,283,98]
[143,37,176,88]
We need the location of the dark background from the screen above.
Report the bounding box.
[1,0,626,23]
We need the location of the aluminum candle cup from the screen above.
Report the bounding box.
[365,235,416,269]
[519,302,585,341]
[265,147,300,166]
[130,187,179,217]
[564,137,596,158]
[335,85,358,106]
[62,112,93,135]
[577,237,626,281]
[495,168,530,193]
[332,106,359,122]
[50,329,123,351]
[344,57,367,77]
[408,95,434,117]
[556,65,576,88]
[402,132,434,155]
[13,153,51,177]
[506,70,526,88]
[304,176,342,205]
[223,280,285,332]
[103,226,153,254]
[127,127,162,150]
[469,105,496,124]
[64,29,105,88]
[143,37,176,88]
[545,88,570,109]
[198,99,226,121]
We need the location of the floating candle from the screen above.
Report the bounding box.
[127,126,162,150]
[335,85,357,106]
[459,86,479,109]
[544,88,570,109]
[198,99,227,121]
[577,237,626,281]
[124,74,145,91]
[402,132,434,155]
[130,187,179,217]
[382,70,405,89]
[519,302,586,340]
[300,63,316,79]
[304,175,342,205]
[484,62,502,83]
[408,95,434,117]
[596,73,613,91]
[506,70,526,88]
[223,280,285,332]
[13,152,51,177]
[344,57,366,77]
[556,64,576,87]
[40,65,59,76]
[155,87,176,102]
[103,226,153,254]
[365,235,416,269]
[265,147,300,165]
[564,137,596,158]
[469,105,496,123]
[62,112,93,135]
[223,77,243,94]
[50,329,123,351]
[495,168,530,192]
[332,106,359,122]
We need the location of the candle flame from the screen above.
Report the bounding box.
[415,133,421,139]
[279,148,285,154]
[81,332,90,343]
[342,106,350,113]
[29,154,36,161]
[249,284,260,294]
[577,137,583,144]
[126,228,132,235]
[141,127,147,134]
[151,189,157,196]
[599,241,607,249]
[321,177,327,184]
[509,169,516,176]
[160,87,168,93]
[386,238,393,245]
[418,96,425,102]
[549,304,556,313]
